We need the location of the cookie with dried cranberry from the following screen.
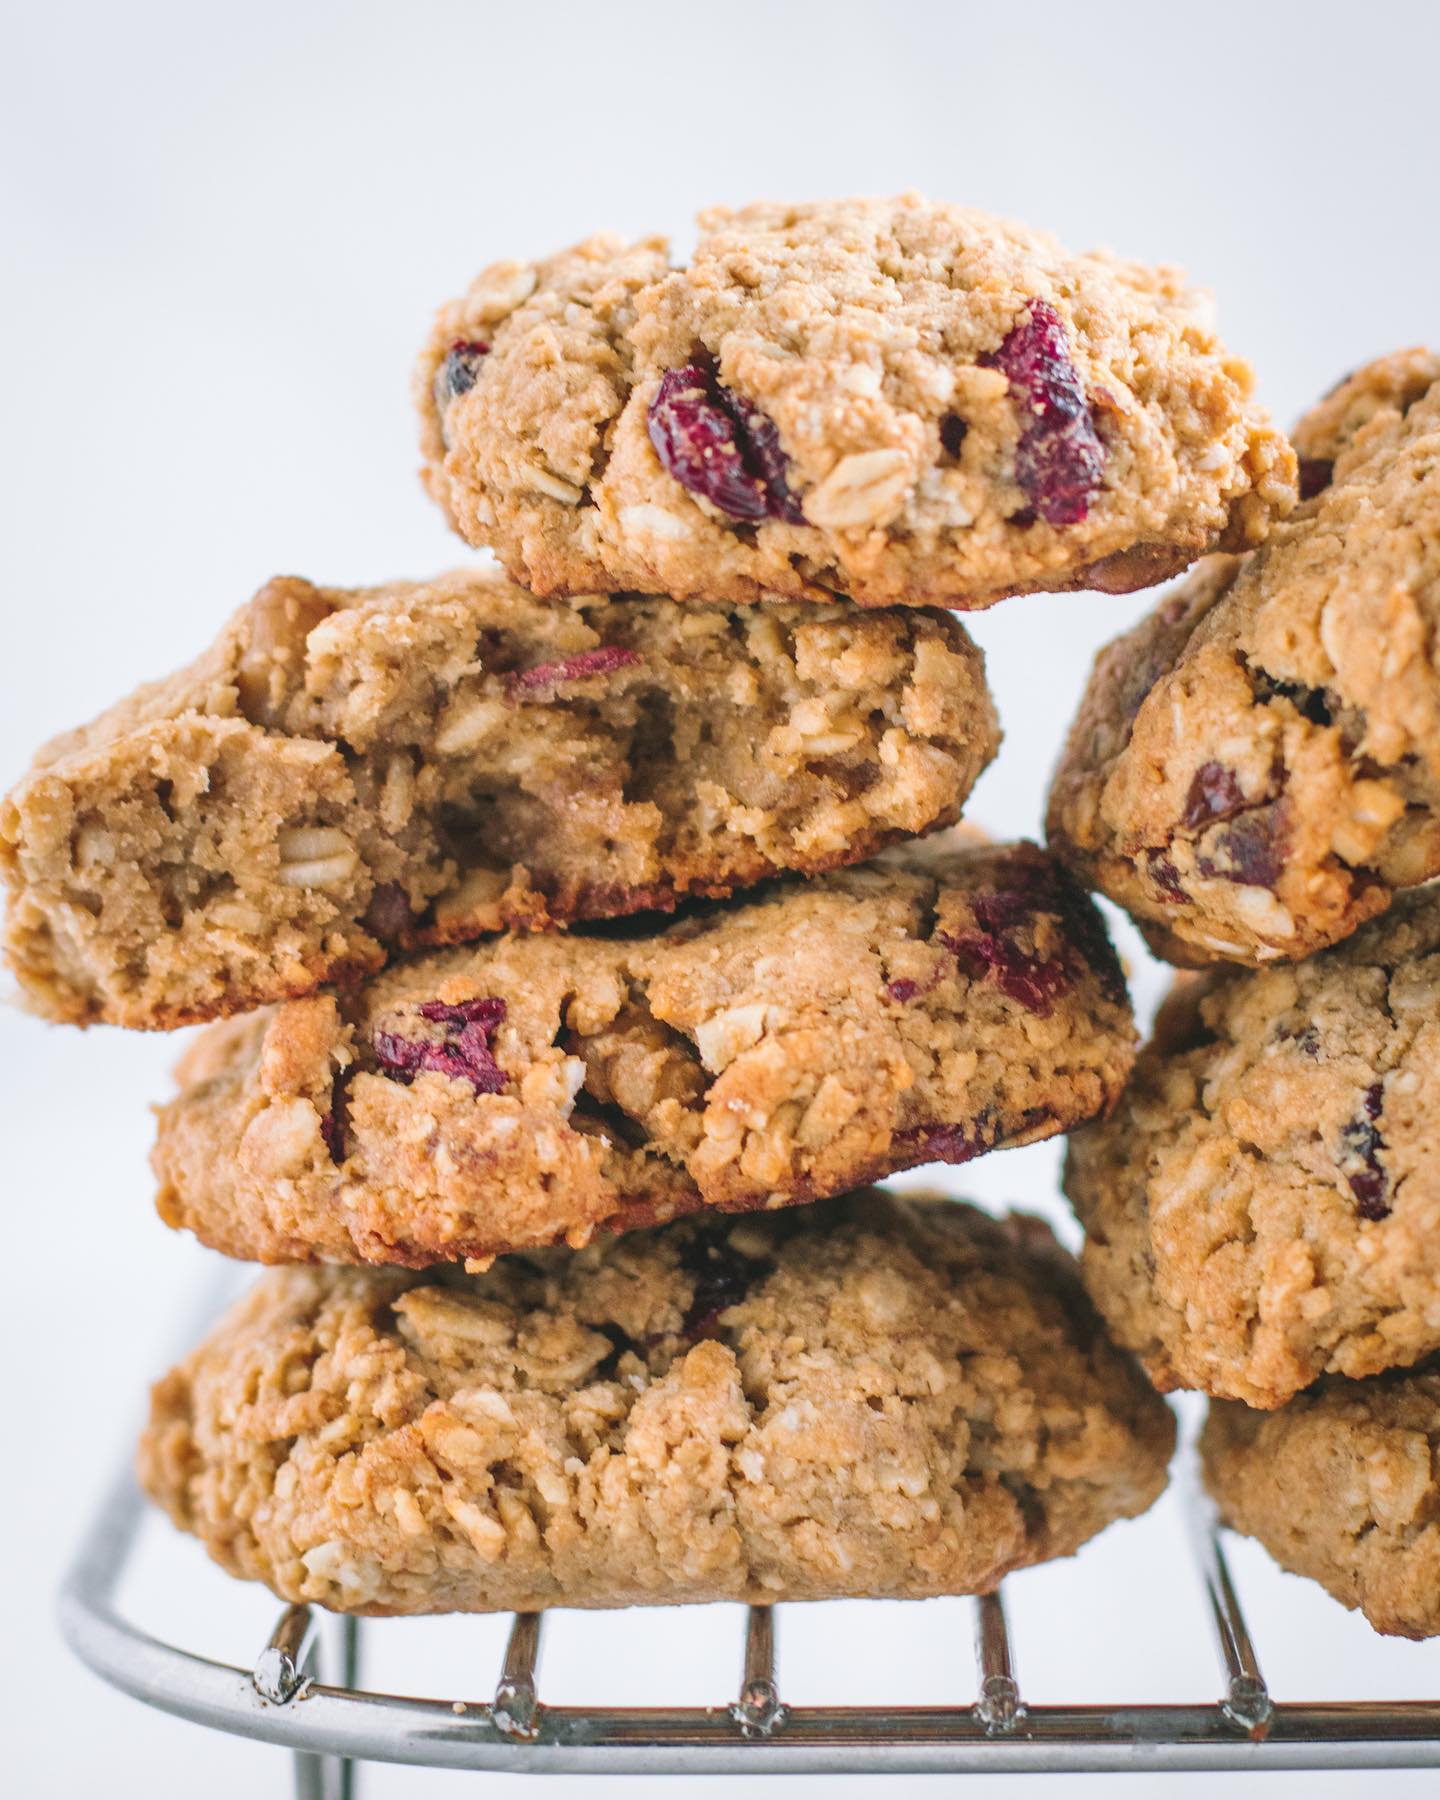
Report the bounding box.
[152,839,1134,1269]
[139,1191,1175,1615]
[1047,350,1440,969]
[417,195,1294,610]
[0,566,997,1028]
[1202,1360,1440,1639]
[1064,887,1440,1409]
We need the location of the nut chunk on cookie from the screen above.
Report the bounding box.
[417,195,1294,610]
[1202,1361,1440,1640]
[1047,350,1440,968]
[0,567,998,1027]
[153,839,1135,1268]
[138,1192,1175,1615]
[1064,886,1440,1409]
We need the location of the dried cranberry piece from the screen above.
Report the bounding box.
[319,1112,343,1160]
[1146,851,1186,902]
[939,413,969,457]
[679,1234,773,1342]
[439,339,489,400]
[727,393,805,523]
[363,882,412,944]
[319,1068,353,1164]
[505,645,642,701]
[1298,457,1334,501]
[648,364,801,523]
[418,996,507,1030]
[1182,762,1252,830]
[1197,806,1288,889]
[939,850,1125,1016]
[374,995,507,1095]
[1340,1083,1389,1220]
[885,965,943,1005]
[892,1121,987,1165]
[892,1106,1055,1169]
[943,926,1074,1016]
[981,300,1106,526]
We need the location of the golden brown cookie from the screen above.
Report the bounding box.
[1,567,997,1028]
[154,840,1135,1267]
[139,1192,1175,1615]
[417,196,1294,610]
[1203,1359,1440,1639]
[1065,887,1440,1408]
[1047,350,1440,968]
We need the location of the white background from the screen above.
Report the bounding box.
[4,2,1439,1795]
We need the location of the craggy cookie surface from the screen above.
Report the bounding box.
[418,196,1294,610]
[1,567,996,1027]
[154,840,1135,1267]
[1065,888,1440,1409]
[1203,1361,1440,1639]
[1047,350,1440,968]
[139,1193,1175,1615]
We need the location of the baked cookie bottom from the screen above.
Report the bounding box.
[140,1192,1175,1615]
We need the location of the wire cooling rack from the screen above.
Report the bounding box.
[59,1447,1439,1793]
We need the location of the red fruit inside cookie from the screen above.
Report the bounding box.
[892,1105,1056,1168]
[505,646,642,700]
[648,364,804,523]
[363,882,413,944]
[438,339,489,401]
[892,1121,988,1165]
[1197,805,1288,889]
[679,1234,773,1341]
[1146,850,1187,902]
[373,995,508,1094]
[1340,1082,1390,1221]
[1182,762,1251,830]
[943,921,1074,1016]
[941,852,1125,1015]
[981,300,1106,526]
[1298,457,1334,501]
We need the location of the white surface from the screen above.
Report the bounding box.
[3,2,1439,1794]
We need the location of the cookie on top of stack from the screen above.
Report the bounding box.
[16,191,1353,1621]
[1050,350,1440,1639]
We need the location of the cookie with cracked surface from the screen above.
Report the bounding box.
[417,195,1294,610]
[138,1191,1175,1615]
[1065,887,1440,1409]
[1047,350,1440,969]
[153,839,1134,1268]
[1,567,997,1029]
[1202,1360,1440,1639]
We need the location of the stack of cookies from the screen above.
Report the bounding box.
[3,198,1430,1637]
[1050,349,1440,1641]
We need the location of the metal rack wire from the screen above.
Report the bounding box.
[59,1449,1440,1790]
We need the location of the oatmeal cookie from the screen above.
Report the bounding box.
[153,840,1135,1267]
[417,196,1294,609]
[139,1192,1175,1615]
[1202,1360,1440,1639]
[1047,350,1440,968]
[1,567,997,1028]
[1065,888,1440,1408]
